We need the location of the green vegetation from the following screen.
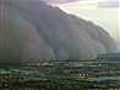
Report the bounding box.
[0,58,120,90]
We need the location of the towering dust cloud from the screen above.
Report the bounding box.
[0,0,118,62]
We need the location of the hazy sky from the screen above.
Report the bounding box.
[48,0,120,47]
[44,0,119,5]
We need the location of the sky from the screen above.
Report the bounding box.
[46,0,120,48]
